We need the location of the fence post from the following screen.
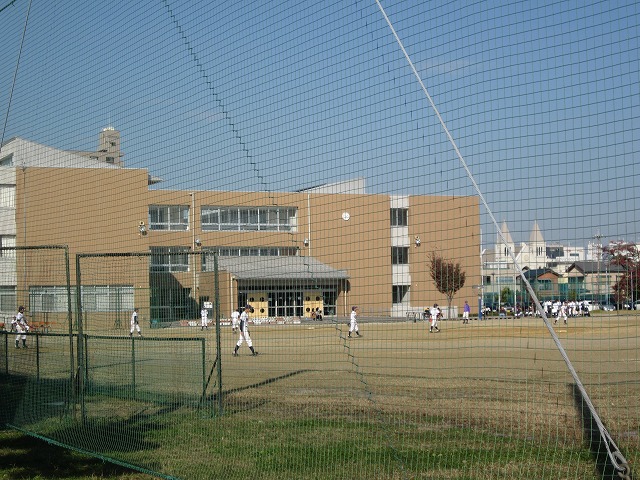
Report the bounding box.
[201,338,206,411]
[35,334,40,382]
[75,254,86,422]
[131,337,136,396]
[214,252,223,416]
[3,333,7,374]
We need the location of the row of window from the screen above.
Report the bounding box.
[150,246,299,272]
[148,205,298,232]
[148,206,410,231]
[12,285,135,313]
[149,246,410,273]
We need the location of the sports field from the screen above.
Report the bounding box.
[3,314,638,479]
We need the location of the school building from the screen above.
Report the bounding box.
[0,128,481,328]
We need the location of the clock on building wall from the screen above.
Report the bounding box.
[341,212,350,221]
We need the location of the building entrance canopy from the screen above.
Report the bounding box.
[217,256,349,281]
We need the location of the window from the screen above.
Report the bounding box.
[390,208,408,227]
[0,286,15,312]
[29,286,71,312]
[151,284,191,322]
[0,185,15,208]
[81,285,134,312]
[536,279,552,291]
[202,246,298,271]
[201,206,297,232]
[106,156,115,163]
[0,154,13,166]
[391,246,409,265]
[0,236,15,257]
[392,285,409,304]
[149,205,189,231]
[151,246,189,272]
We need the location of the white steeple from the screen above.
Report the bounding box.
[496,221,515,259]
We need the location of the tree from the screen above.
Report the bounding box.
[602,241,640,305]
[428,251,466,319]
[500,287,513,304]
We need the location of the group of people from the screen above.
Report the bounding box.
[542,300,590,319]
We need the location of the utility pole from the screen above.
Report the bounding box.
[593,231,603,305]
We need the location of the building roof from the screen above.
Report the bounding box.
[297,177,365,194]
[498,221,514,246]
[529,220,545,244]
[566,261,625,275]
[519,268,559,280]
[218,256,349,281]
[1,137,122,169]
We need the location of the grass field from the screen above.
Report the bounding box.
[2,314,638,479]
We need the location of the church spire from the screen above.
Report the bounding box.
[497,221,514,258]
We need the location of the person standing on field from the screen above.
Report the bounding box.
[462,300,470,324]
[12,306,29,348]
[554,302,568,325]
[233,305,258,356]
[200,306,209,330]
[429,304,440,333]
[231,307,240,333]
[130,307,142,337]
[348,306,361,338]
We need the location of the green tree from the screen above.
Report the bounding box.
[429,251,466,318]
[501,287,513,304]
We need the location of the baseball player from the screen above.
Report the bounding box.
[429,303,441,333]
[129,307,142,336]
[462,300,470,324]
[554,302,568,325]
[231,307,240,333]
[200,306,209,330]
[348,306,361,338]
[233,305,258,356]
[12,306,29,348]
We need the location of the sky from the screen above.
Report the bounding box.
[0,0,637,249]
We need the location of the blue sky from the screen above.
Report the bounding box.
[0,0,637,249]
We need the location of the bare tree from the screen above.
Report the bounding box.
[429,251,466,318]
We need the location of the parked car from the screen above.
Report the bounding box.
[635,301,640,310]
[601,304,616,311]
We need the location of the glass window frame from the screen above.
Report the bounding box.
[149,205,190,231]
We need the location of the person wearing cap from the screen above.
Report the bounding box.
[129,307,142,337]
[429,303,441,333]
[12,306,29,348]
[462,300,470,324]
[233,304,258,356]
[348,306,361,338]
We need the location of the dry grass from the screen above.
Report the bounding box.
[3,314,639,479]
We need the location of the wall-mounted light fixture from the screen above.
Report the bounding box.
[303,238,309,247]
[138,221,147,236]
[195,238,202,248]
[415,235,421,247]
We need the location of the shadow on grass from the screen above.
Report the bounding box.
[572,383,634,480]
[0,427,153,479]
[206,368,311,414]
[0,373,179,477]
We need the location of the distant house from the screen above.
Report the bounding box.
[565,261,625,303]
[517,268,561,302]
